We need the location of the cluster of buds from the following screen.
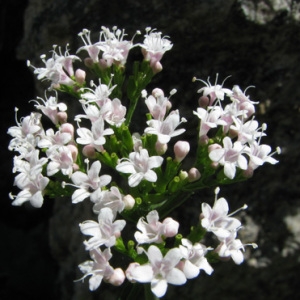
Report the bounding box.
[7,26,279,299]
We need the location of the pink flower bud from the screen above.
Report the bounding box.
[152,61,163,74]
[57,112,68,124]
[84,57,94,68]
[107,268,125,286]
[123,194,135,210]
[243,166,254,178]
[162,217,179,237]
[60,123,74,137]
[75,69,86,85]
[174,141,190,162]
[198,96,210,108]
[188,167,201,182]
[82,144,96,159]
[199,135,209,145]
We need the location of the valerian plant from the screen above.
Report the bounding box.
[7,26,280,299]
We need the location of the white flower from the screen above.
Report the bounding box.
[80,207,126,249]
[46,146,75,177]
[216,231,258,265]
[201,189,242,238]
[217,232,245,264]
[28,45,80,87]
[10,173,49,208]
[100,98,127,127]
[230,85,257,118]
[38,128,72,150]
[193,106,227,139]
[126,245,186,298]
[78,248,115,291]
[76,117,114,152]
[245,141,279,171]
[144,89,170,120]
[8,111,43,154]
[80,80,116,107]
[70,160,112,203]
[77,29,102,63]
[98,26,134,66]
[140,28,173,67]
[209,136,248,179]
[179,238,213,278]
[31,94,67,125]
[230,118,263,144]
[134,210,179,244]
[144,110,186,144]
[10,150,49,208]
[116,148,163,187]
[196,75,233,104]
[92,186,126,218]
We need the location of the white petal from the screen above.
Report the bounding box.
[30,191,44,208]
[147,245,163,266]
[209,149,224,162]
[166,268,187,285]
[201,203,212,219]
[224,162,236,179]
[128,172,143,187]
[143,170,157,182]
[238,155,248,170]
[79,220,100,236]
[89,274,103,291]
[148,156,163,169]
[231,250,244,265]
[116,161,136,174]
[151,278,168,298]
[183,260,199,279]
[72,188,90,203]
[131,264,154,282]
[214,197,229,216]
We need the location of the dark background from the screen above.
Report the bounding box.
[1,0,300,299]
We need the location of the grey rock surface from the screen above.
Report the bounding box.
[2,0,300,299]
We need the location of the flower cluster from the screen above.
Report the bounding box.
[7,26,279,299]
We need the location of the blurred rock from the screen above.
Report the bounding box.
[3,0,300,299]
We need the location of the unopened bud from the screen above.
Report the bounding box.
[57,112,68,124]
[179,170,188,181]
[123,194,135,210]
[174,141,190,162]
[152,61,163,74]
[84,57,94,68]
[162,218,179,237]
[75,69,86,85]
[82,144,96,159]
[188,167,201,182]
[107,268,125,286]
[198,96,210,108]
[60,123,74,137]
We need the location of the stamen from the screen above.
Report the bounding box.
[170,89,177,96]
[228,204,248,217]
